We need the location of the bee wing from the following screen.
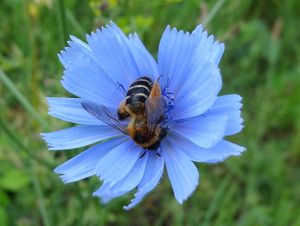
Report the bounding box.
[81,101,127,135]
[145,82,165,132]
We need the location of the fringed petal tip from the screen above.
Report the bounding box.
[45,97,105,125]
[90,151,164,210]
[40,132,56,151]
[207,141,246,164]
[122,180,161,210]
[40,125,121,151]
[170,115,228,149]
[55,174,74,184]
[53,166,80,184]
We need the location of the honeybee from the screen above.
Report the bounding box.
[81,76,167,150]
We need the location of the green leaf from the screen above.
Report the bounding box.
[0,207,8,226]
[0,170,30,191]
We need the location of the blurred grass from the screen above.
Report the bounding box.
[1,0,300,225]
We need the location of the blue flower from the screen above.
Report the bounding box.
[42,22,245,210]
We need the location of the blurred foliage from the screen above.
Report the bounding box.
[1,0,300,225]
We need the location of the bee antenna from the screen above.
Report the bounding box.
[157,74,163,82]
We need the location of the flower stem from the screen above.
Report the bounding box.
[0,68,49,130]
[203,0,227,26]
[0,116,53,169]
[57,0,68,44]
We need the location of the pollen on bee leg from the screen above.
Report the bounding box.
[117,100,130,120]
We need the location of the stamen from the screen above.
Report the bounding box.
[161,76,175,121]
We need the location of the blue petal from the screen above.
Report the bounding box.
[169,115,227,148]
[158,25,224,119]
[95,140,142,184]
[172,64,221,120]
[58,35,93,69]
[207,94,243,136]
[192,25,225,65]
[205,140,246,163]
[166,132,245,163]
[47,97,103,125]
[124,152,164,210]
[54,136,127,183]
[86,22,158,89]
[158,26,195,88]
[41,125,122,150]
[61,62,124,109]
[58,34,130,108]
[94,152,148,203]
[112,25,159,80]
[161,138,199,204]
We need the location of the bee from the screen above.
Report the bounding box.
[81,76,167,150]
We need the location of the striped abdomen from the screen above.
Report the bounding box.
[125,77,153,114]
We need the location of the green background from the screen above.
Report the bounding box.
[1,0,300,225]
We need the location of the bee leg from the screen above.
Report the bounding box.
[118,100,130,120]
[116,81,126,94]
[155,146,162,157]
[139,150,147,158]
[157,74,163,82]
